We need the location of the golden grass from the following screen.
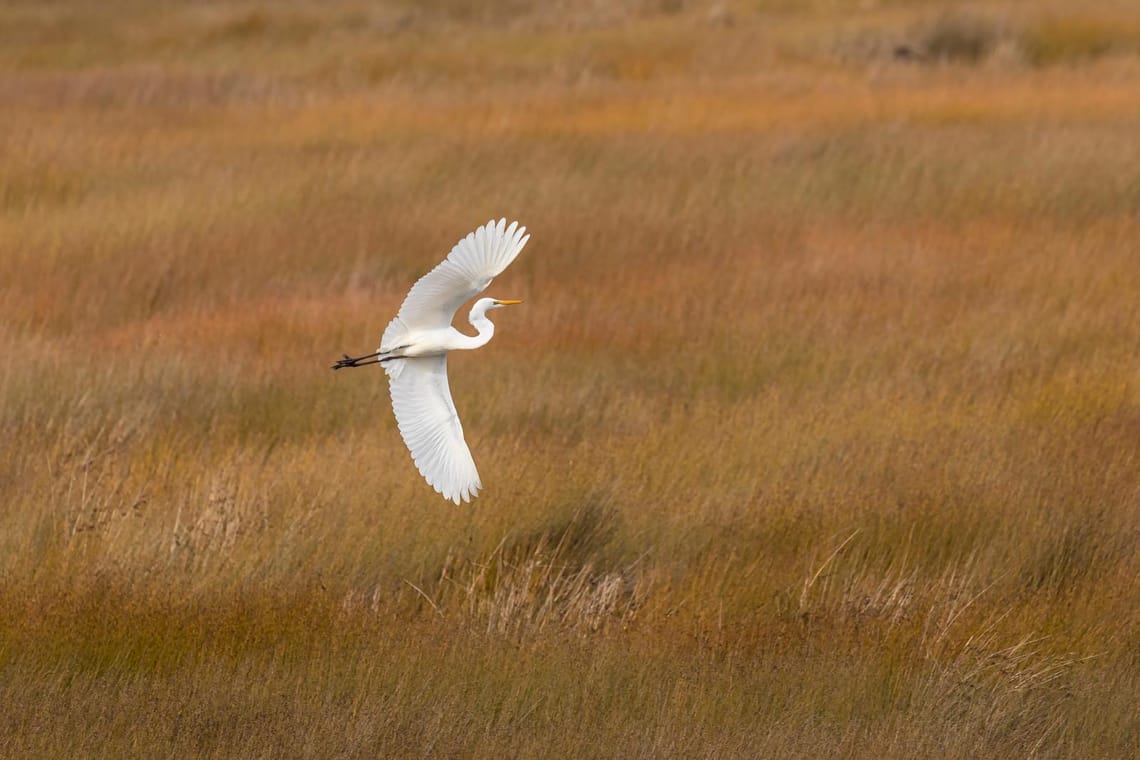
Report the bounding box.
[1023,12,1140,66]
[2,1,1139,757]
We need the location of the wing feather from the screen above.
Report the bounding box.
[380,218,529,351]
[385,355,480,504]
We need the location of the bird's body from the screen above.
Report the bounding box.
[384,314,494,358]
[333,219,529,504]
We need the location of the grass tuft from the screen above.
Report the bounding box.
[921,13,1002,63]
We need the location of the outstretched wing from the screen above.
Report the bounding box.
[380,218,529,351]
[385,355,481,504]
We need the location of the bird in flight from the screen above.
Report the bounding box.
[333,219,530,504]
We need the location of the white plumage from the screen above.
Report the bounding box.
[387,355,481,504]
[334,219,529,504]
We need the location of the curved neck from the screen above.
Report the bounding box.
[454,308,495,350]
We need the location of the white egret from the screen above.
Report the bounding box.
[333,218,530,504]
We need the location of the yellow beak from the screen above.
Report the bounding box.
[494,299,523,306]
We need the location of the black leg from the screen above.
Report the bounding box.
[332,351,386,370]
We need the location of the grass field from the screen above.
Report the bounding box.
[2,1,1138,757]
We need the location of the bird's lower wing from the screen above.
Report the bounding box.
[385,355,481,504]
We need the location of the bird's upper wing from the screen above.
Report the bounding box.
[385,355,481,504]
[380,219,529,350]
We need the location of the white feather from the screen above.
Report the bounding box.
[385,355,480,505]
[380,218,528,352]
[340,219,529,504]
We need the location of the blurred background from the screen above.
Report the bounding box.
[1,1,1138,757]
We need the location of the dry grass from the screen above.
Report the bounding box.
[2,1,1139,757]
[1023,11,1140,66]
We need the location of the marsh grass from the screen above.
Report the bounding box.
[2,1,1139,757]
[1023,12,1140,66]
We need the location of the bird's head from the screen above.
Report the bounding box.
[472,297,523,317]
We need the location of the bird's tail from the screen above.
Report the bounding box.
[378,316,414,379]
[379,317,410,354]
